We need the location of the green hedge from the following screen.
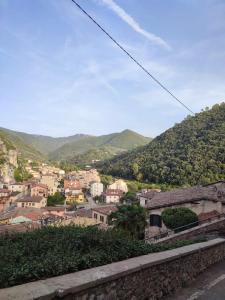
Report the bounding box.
[0,226,205,288]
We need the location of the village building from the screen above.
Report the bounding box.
[64,179,84,204]
[68,169,100,188]
[108,179,128,193]
[0,196,10,212]
[16,195,47,209]
[104,189,123,204]
[138,189,161,207]
[31,183,48,198]
[0,188,10,197]
[8,183,27,194]
[145,181,225,238]
[90,182,104,197]
[92,205,117,225]
[40,174,58,195]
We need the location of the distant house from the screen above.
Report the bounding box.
[90,182,104,197]
[92,205,118,225]
[68,169,100,188]
[0,189,10,198]
[40,174,58,195]
[104,189,123,204]
[8,183,27,194]
[16,196,47,209]
[0,197,10,212]
[31,183,48,198]
[109,179,128,193]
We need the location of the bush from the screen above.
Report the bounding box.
[47,192,65,206]
[161,207,198,232]
[0,226,205,288]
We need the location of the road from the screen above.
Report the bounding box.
[165,260,225,300]
[76,195,97,210]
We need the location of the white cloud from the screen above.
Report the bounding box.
[98,0,171,50]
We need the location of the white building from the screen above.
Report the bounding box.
[109,179,128,193]
[90,182,104,197]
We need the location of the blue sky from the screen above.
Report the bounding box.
[0,0,225,137]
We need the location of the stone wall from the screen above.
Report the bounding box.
[1,239,225,300]
[151,217,225,245]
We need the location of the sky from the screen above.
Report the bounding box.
[0,0,225,138]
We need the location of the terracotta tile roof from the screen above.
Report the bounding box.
[31,183,48,189]
[147,183,225,210]
[139,190,160,200]
[16,196,44,203]
[0,223,40,235]
[104,189,123,197]
[92,205,118,216]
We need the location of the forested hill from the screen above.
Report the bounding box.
[100,103,225,186]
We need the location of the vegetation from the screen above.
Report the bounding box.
[0,128,44,161]
[47,192,65,206]
[109,204,147,240]
[14,164,32,182]
[0,226,206,288]
[49,129,151,161]
[161,208,198,232]
[100,104,225,186]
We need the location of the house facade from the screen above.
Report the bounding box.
[145,181,225,239]
[92,205,117,225]
[109,179,128,193]
[104,189,123,204]
[90,182,104,197]
[16,196,47,209]
[31,183,48,198]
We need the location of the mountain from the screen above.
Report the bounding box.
[0,129,44,161]
[48,130,151,161]
[0,128,151,163]
[100,103,225,186]
[0,128,89,155]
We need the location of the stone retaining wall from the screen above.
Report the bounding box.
[1,239,225,300]
[153,217,225,245]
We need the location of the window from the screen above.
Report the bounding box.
[150,214,162,227]
[32,203,35,206]
[94,213,97,219]
[100,216,104,222]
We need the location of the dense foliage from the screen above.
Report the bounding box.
[161,208,198,232]
[109,204,147,239]
[100,104,225,185]
[14,163,32,182]
[47,192,65,206]
[0,226,205,288]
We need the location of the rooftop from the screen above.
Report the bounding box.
[147,182,225,210]
[92,205,118,216]
[16,196,44,203]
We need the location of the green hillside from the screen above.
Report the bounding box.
[49,130,151,161]
[0,129,44,161]
[100,103,225,186]
[0,128,89,155]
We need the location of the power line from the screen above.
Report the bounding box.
[70,0,195,115]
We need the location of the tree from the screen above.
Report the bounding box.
[47,192,65,206]
[120,192,137,204]
[109,204,147,240]
[161,207,198,232]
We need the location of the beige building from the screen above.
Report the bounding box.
[16,196,47,209]
[69,169,100,188]
[109,179,128,193]
[40,174,58,195]
[92,205,118,225]
[90,182,104,197]
[145,181,225,238]
[31,183,48,197]
[8,183,27,194]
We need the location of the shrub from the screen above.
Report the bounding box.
[0,226,204,288]
[161,207,198,232]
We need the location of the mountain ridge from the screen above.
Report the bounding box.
[100,103,225,186]
[0,127,151,163]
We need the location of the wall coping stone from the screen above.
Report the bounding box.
[0,238,225,300]
[153,217,225,244]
